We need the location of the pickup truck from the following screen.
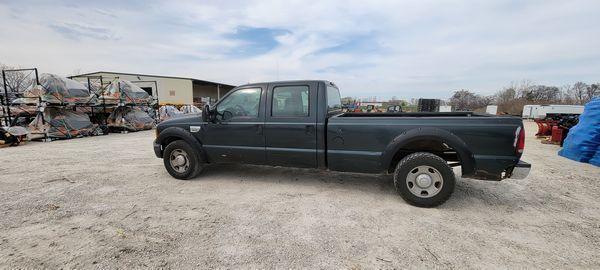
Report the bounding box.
[153,80,531,207]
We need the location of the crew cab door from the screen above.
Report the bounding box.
[264,82,318,167]
[200,85,266,164]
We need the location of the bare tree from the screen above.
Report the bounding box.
[493,80,536,115]
[511,79,534,99]
[568,82,588,105]
[560,84,574,104]
[495,87,516,105]
[0,63,35,102]
[525,85,561,103]
[586,84,599,102]
[449,89,491,111]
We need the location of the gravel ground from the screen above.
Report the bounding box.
[1,121,599,269]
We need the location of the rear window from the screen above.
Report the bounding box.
[272,86,309,117]
[327,86,342,113]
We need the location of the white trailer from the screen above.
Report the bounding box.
[535,105,584,119]
[522,105,541,119]
[522,104,584,119]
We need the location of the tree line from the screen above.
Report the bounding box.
[449,80,599,114]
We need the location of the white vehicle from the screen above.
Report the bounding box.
[523,104,584,119]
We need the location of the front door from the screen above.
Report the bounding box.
[264,82,318,167]
[201,85,266,164]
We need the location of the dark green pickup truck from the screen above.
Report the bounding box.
[153,80,530,207]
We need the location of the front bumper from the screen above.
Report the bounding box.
[153,141,163,158]
[509,160,531,179]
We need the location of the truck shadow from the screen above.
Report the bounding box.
[195,163,521,208]
[198,163,396,195]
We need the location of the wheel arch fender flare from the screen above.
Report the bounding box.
[381,127,475,175]
[157,126,208,162]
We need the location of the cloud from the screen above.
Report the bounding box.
[93,8,118,18]
[49,22,119,40]
[224,26,292,57]
[313,32,385,56]
[0,0,599,100]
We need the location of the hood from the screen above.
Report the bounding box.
[157,114,201,128]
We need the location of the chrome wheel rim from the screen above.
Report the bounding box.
[169,149,190,173]
[406,165,443,198]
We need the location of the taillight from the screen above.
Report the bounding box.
[514,126,525,154]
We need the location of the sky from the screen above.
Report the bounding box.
[0,0,599,100]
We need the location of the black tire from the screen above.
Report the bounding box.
[163,140,204,180]
[393,152,455,207]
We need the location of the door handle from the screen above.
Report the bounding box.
[255,124,263,135]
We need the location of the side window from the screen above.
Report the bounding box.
[216,88,261,118]
[272,86,309,117]
[326,86,342,113]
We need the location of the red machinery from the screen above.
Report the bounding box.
[536,114,579,146]
[534,119,557,137]
[550,125,568,145]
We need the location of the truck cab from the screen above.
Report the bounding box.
[208,81,321,167]
[156,80,338,168]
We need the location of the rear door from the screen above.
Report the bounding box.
[264,82,318,167]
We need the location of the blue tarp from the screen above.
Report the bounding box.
[590,149,600,167]
[559,97,600,166]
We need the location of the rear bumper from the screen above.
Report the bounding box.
[509,160,531,179]
[153,141,163,158]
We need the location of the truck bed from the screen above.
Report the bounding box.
[326,113,523,179]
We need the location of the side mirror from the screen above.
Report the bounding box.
[222,111,233,121]
[202,104,210,122]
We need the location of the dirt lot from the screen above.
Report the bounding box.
[1,121,599,269]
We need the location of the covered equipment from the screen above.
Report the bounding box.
[180,105,201,115]
[158,105,183,121]
[107,106,155,131]
[9,98,39,116]
[23,73,94,104]
[28,107,100,139]
[101,80,154,105]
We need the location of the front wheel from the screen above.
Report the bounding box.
[393,152,456,207]
[163,140,203,180]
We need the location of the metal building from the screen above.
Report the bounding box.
[69,71,235,105]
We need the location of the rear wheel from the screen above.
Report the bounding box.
[393,152,455,207]
[163,140,203,180]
